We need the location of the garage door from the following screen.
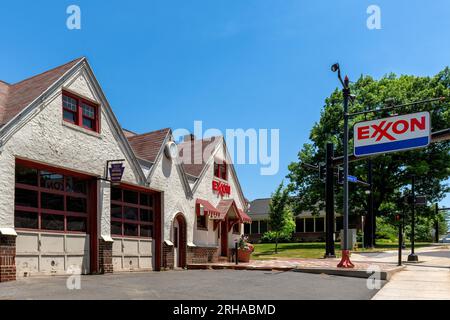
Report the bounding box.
[110,186,155,271]
[112,237,153,271]
[16,231,89,277]
[14,162,94,277]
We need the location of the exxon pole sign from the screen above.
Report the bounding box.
[354,111,431,157]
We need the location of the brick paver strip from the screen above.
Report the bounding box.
[188,258,400,273]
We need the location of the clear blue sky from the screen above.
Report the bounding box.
[0,0,449,207]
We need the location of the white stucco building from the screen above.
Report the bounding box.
[126,129,251,268]
[0,57,250,282]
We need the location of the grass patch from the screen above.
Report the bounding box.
[251,241,433,260]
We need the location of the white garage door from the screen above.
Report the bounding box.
[110,187,156,272]
[112,237,153,271]
[16,231,90,277]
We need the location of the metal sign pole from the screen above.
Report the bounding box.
[338,76,354,268]
[331,63,354,268]
[398,217,403,266]
[408,175,419,262]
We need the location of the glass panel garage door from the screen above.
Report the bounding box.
[111,187,154,271]
[14,163,91,277]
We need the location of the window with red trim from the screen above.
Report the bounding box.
[62,91,99,132]
[110,187,154,238]
[214,162,227,180]
[14,164,89,233]
[197,215,208,230]
[232,222,240,234]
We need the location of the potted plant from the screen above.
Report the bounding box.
[237,235,254,263]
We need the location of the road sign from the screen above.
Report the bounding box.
[338,170,359,185]
[319,163,326,181]
[403,195,427,206]
[415,196,427,206]
[354,111,431,157]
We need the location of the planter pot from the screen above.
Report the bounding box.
[238,249,252,263]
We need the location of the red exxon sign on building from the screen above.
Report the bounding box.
[354,111,431,157]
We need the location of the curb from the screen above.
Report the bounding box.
[187,264,405,280]
[293,265,405,280]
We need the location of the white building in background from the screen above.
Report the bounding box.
[246,198,347,242]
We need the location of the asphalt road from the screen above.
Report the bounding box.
[0,270,383,300]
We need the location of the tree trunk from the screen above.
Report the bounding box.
[275,235,279,254]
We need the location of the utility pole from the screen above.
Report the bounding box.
[325,142,336,258]
[331,63,354,268]
[435,203,440,244]
[364,159,374,248]
[408,175,419,262]
[398,214,403,266]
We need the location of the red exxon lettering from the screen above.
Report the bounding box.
[371,120,396,141]
[411,116,426,132]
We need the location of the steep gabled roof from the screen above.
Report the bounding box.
[0,58,83,126]
[0,57,147,185]
[127,128,171,163]
[126,128,193,198]
[127,132,221,178]
[217,199,237,215]
[217,199,252,223]
[178,137,220,177]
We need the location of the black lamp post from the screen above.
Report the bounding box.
[408,175,419,262]
[331,63,354,268]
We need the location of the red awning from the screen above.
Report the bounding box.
[238,209,252,224]
[196,199,225,220]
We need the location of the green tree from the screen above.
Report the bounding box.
[287,69,450,242]
[268,182,296,253]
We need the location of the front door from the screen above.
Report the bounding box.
[173,220,179,268]
[220,218,228,257]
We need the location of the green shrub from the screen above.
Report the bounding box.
[261,231,293,243]
[375,216,397,242]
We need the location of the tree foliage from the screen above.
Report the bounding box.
[287,69,450,225]
[268,182,296,252]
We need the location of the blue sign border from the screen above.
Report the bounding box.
[353,112,431,157]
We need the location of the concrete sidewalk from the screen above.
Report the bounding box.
[372,265,450,300]
[357,245,450,300]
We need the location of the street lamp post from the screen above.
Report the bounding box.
[364,159,375,248]
[408,175,419,262]
[331,63,354,268]
[435,203,440,243]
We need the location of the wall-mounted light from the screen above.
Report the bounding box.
[164,141,178,160]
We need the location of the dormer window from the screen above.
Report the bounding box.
[62,91,99,132]
[214,161,227,180]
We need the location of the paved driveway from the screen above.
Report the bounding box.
[0,270,382,300]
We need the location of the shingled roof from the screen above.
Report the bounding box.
[248,198,271,217]
[126,128,171,163]
[127,130,221,178]
[0,58,83,126]
[178,136,220,177]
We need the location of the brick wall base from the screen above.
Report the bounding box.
[187,246,219,264]
[98,239,113,274]
[0,235,16,283]
[163,242,174,270]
